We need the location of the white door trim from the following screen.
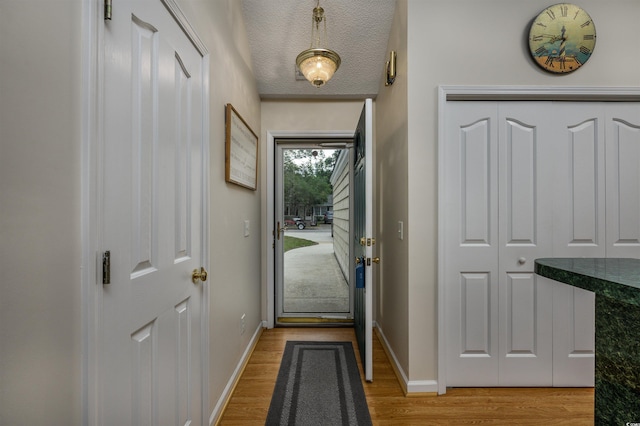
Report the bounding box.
[437,85,640,395]
[82,0,210,422]
[81,0,100,423]
[265,130,355,329]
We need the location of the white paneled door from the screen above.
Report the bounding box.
[496,103,555,385]
[549,103,604,387]
[101,1,207,424]
[444,102,555,386]
[445,100,640,387]
[444,102,500,385]
[606,103,640,259]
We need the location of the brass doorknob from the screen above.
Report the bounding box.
[372,257,380,264]
[192,267,208,284]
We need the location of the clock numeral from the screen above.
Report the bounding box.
[579,46,592,55]
[536,22,547,29]
[560,5,568,17]
[535,46,547,55]
[531,35,544,42]
[546,9,556,20]
[573,10,580,20]
[583,34,594,41]
[581,20,592,28]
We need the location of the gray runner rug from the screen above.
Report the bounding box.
[265,341,372,426]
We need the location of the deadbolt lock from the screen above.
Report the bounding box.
[192,267,208,284]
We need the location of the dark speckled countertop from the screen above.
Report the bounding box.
[535,257,640,424]
[535,258,640,306]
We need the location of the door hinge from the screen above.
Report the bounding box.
[104,0,112,20]
[102,251,111,284]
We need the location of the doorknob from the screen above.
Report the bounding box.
[518,257,526,265]
[276,221,287,240]
[372,257,380,264]
[192,267,208,284]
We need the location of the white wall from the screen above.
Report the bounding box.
[374,0,410,377]
[261,101,363,132]
[177,0,262,420]
[0,1,83,424]
[260,100,362,324]
[401,0,640,383]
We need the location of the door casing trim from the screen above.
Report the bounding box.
[265,130,355,329]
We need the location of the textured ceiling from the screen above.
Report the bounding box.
[241,0,396,100]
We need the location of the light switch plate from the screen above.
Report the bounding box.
[244,220,250,237]
[398,221,404,240]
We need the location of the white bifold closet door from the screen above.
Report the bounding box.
[445,100,640,387]
[444,101,555,386]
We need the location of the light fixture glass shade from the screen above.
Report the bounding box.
[296,2,341,88]
[296,48,341,87]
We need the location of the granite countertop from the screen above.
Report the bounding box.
[535,258,640,307]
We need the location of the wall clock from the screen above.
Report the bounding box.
[528,3,596,74]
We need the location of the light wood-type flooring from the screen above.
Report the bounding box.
[219,327,594,425]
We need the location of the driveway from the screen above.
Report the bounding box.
[282,224,348,313]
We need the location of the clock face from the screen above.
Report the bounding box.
[529,3,596,74]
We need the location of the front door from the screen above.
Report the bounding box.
[101,1,207,423]
[354,99,374,381]
[274,142,353,324]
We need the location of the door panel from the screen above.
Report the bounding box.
[551,103,603,386]
[460,272,491,356]
[498,103,553,385]
[606,103,640,258]
[444,101,607,387]
[553,104,606,252]
[102,1,205,424]
[445,102,499,385]
[354,99,373,381]
[553,282,595,386]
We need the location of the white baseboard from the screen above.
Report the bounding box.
[209,322,264,425]
[375,325,438,394]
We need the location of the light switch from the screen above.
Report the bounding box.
[244,220,250,237]
[398,221,404,240]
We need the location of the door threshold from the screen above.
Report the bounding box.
[277,317,354,326]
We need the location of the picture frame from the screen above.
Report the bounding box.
[225,103,259,190]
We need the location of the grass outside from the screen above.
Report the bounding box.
[284,235,317,252]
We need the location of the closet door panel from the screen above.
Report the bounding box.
[550,103,602,386]
[444,101,500,386]
[606,103,640,258]
[497,103,554,385]
[552,103,606,255]
[553,281,595,387]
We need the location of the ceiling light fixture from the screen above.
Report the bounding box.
[296,0,341,88]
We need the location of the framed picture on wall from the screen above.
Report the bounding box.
[225,103,258,190]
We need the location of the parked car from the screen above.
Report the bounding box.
[284,218,305,230]
[324,211,333,224]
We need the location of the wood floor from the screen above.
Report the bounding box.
[218,327,594,425]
